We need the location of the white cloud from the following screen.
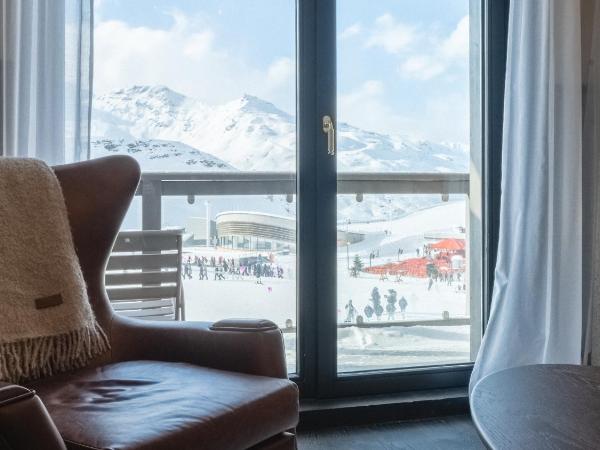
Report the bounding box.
[93,14,294,112]
[441,16,470,60]
[339,23,362,40]
[345,80,384,99]
[340,80,383,108]
[364,14,469,81]
[340,80,469,143]
[423,92,470,144]
[400,55,445,81]
[267,57,294,87]
[340,80,409,135]
[182,30,215,59]
[366,14,415,54]
[399,15,470,81]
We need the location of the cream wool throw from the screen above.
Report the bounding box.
[0,158,109,383]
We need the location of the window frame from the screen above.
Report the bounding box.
[89,0,508,399]
[293,0,508,399]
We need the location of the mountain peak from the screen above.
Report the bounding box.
[226,94,291,118]
[100,85,187,107]
[123,84,180,95]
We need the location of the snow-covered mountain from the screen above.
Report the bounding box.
[338,124,468,173]
[91,85,468,173]
[91,85,467,225]
[92,86,296,172]
[92,138,233,172]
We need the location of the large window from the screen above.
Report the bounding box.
[93,0,500,396]
[92,0,298,372]
[336,1,475,373]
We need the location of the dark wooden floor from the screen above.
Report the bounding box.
[297,415,485,450]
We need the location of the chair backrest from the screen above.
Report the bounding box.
[105,229,185,321]
[53,156,141,337]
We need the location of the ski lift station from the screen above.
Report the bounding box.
[212,211,365,252]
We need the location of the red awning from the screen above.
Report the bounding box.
[429,238,465,251]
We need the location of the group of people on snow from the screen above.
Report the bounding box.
[427,270,463,291]
[344,287,408,323]
[182,255,285,283]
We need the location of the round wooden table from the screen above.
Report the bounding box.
[471,364,600,449]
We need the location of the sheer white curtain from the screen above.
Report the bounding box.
[583,0,600,364]
[0,0,93,165]
[470,0,583,391]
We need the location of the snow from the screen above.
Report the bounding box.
[92,138,233,172]
[345,200,465,237]
[335,271,470,372]
[92,85,469,223]
[93,86,296,172]
[337,326,470,371]
[91,84,473,374]
[179,202,471,373]
[180,264,470,373]
[92,85,468,174]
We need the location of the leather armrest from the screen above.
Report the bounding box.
[0,383,66,450]
[109,316,289,379]
[0,382,34,407]
[210,318,279,332]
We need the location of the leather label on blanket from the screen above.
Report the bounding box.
[35,293,64,309]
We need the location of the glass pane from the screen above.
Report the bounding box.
[162,195,297,373]
[93,1,297,373]
[337,0,479,372]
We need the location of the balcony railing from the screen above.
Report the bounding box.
[133,171,471,330]
[136,171,469,230]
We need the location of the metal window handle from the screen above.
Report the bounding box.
[322,115,336,156]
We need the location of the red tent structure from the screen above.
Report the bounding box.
[429,238,465,251]
[365,265,389,274]
[396,258,429,277]
[364,258,430,278]
[363,254,465,279]
[361,239,467,279]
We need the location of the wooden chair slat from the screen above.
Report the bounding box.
[112,298,174,310]
[106,229,184,321]
[112,231,180,253]
[107,285,177,301]
[106,253,179,271]
[105,270,178,287]
[117,307,175,318]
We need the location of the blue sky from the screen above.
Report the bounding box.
[94,0,471,145]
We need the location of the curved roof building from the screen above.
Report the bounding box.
[216,212,295,251]
[216,211,365,251]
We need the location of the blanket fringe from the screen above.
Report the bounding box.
[0,323,109,384]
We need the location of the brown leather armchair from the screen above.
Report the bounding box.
[0,156,299,450]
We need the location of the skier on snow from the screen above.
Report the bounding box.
[399,296,408,319]
[385,289,398,321]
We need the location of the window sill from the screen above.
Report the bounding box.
[299,387,469,430]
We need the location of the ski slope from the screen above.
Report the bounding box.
[180,201,471,373]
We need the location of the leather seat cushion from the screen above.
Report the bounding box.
[28,360,299,450]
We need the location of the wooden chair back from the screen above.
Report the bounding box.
[106,229,185,321]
